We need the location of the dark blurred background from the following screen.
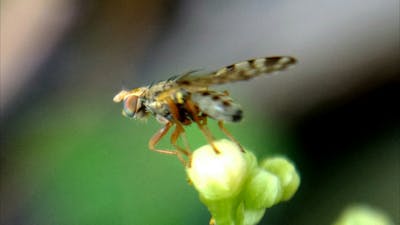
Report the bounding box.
[1,1,399,224]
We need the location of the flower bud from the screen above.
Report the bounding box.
[186,139,248,200]
[333,205,394,225]
[261,157,300,201]
[244,169,282,209]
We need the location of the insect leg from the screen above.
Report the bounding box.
[162,97,193,165]
[149,123,189,165]
[218,121,245,152]
[170,124,189,155]
[165,98,192,155]
[148,122,177,155]
[198,118,221,154]
[170,123,192,166]
[185,99,221,154]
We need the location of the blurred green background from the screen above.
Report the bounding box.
[1,1,399,225]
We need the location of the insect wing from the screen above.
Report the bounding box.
[176,56,296,87]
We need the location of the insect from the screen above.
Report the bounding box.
[113,56,296,165]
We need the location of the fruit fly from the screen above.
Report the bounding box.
[113,56,296,165]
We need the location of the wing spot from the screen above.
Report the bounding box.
[212,95,220,100]
[226,64,235,71]
[222,101,231,107]
[264,57,281,67]
[202,91,211,96]
[180,80,191,85]
[248,59,256,69]
[232,110,243,122]
[238,70,249,78]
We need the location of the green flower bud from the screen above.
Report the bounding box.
[333,204,394,225]
[242,208,266,225]
[186,139,301,225]
[261,157,300,201]
[243,169,282,209]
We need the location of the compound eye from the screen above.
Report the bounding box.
[122,95,139,118]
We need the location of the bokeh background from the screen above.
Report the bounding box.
[1,0,399,224]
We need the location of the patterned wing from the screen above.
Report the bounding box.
[176,56,296,87]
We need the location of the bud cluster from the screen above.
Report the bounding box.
[186,139,300,225]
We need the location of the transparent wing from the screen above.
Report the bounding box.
[176,56,297,87]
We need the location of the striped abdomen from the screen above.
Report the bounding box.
[191,91,242,122]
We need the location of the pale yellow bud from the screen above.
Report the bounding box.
[186,139,248,200]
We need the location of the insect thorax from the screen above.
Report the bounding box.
[144,86,190,122]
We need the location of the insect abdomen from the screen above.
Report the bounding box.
[191,91,242,122]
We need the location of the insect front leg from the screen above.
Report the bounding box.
[149,123,188,165]
[148,122,177,155]
[218,121,245,152]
